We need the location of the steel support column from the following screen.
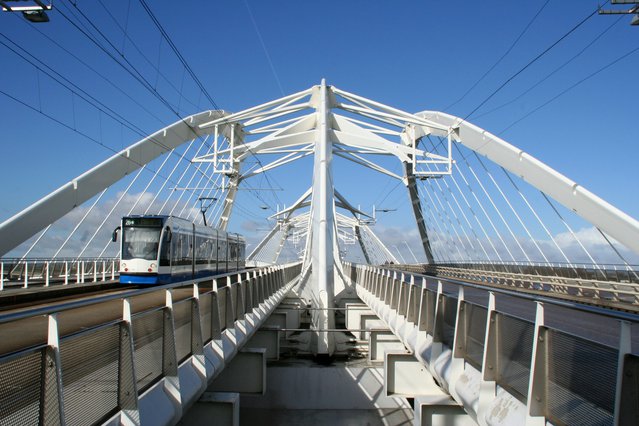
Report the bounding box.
[403,161,435,264]
[302,79,337,355]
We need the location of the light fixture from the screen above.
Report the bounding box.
[0,0,52,23]
[22,9,49,22]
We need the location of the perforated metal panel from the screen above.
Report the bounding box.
[173,300,192,363]
[464,303,487,370]
[425,290,436,334]
[200,293,212,343]
[0,348,44,426]
[441,296,458,348]
[60,324,119,426]
[132,310,163,392]
[619,353,639,425]
[497,313,534,403]
[545,329,616,426]
[217,288,228,332]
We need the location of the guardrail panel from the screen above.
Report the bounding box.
[59,324,120,425]
[217,287,228,332]
[199,293,212,343]
[131,310,164,392]
[441,295,458,348]
[619,353,639,423]
[545,329,617,426]
[496,313,534,404]
[0,348,44,426]
[173,300,192,363]
[462,302,487,371]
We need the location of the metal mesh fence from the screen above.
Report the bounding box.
[0,348,44,426]
[496,313,534,403]
[545,329,617,426]
[464,303,487,370]
[173,300,192,363]
[60,324,119,426]
[132,310,163,392]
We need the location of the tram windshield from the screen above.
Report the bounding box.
[122,218,163,260]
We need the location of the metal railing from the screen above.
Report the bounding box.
[0,262,302,425]
[343,262,639,425]
[388,262,639,310]
[0,258,120,290]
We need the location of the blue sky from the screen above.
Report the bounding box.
[0,1,637,262]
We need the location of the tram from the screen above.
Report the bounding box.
[112,215,245,284]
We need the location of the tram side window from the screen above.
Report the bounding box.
[232,242,238,263]
[171,231,179,266]
[159,228,171,267]
[171,231,190,266]
[196,236,210,265]
[210,236,219,265]
[218,239,227,264]
[182,233,192,265]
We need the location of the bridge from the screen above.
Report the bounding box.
[0,80,638,426]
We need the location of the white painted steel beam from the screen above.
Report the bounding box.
[306,79,336,355]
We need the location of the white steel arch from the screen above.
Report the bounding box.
[1,87,637,263]
[0,110,230,257]
[416,110,639,256]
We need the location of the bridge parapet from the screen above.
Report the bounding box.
[388,262,639,311]
[343,262,639,425]
[0,257,119,289]
[0,262,302,425]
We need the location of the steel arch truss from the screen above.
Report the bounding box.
[416,110,639,256]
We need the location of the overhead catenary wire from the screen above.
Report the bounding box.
[444,0,551,111]
[0,33,215,221]
[243,0,285,96]
[499,43,639,134]
[135,0,285,210]
[137,0,220,110]
[473,14,624,121]
[3,2,258,256]
[13,13,185,129]
[462,1,608,122]
[95,0,201,111]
